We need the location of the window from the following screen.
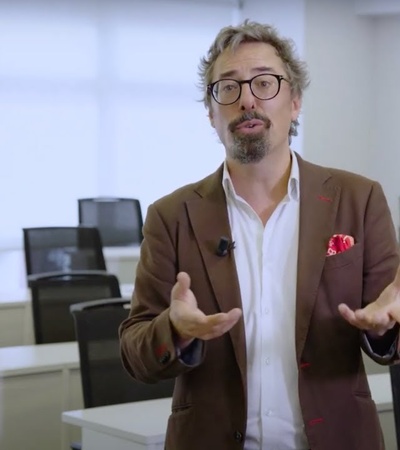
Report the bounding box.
[0,0,232,249]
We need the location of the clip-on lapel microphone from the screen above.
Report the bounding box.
[216,236,235,256]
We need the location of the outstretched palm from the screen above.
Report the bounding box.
[169,272,242,342]
[338,266,400,335]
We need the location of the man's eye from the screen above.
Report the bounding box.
[222,84,237,92]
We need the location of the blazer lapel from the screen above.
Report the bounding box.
[185,166,247,385]
[295,156,341,362]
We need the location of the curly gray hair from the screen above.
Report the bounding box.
[198,20,310,139]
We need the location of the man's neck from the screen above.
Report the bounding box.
[227,148,292,204]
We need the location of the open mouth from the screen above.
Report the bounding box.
[235,119,265,131]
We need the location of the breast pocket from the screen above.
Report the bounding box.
[321,243,363,307]
[324,243,363,270]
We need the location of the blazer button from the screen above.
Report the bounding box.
[233,430,243,442]
[159,351,171,364]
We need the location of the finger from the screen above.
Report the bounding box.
[205,308,242,327]
[338,303,357,326]
[354,308,394,330]
[171,272,191,300]
[225,308,242,323]
[338,304,370,329]
[390,310,400,323]
[202,320,240,340]
[198,309,242,339]
[388,301,400,322]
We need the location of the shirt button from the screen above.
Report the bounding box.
[264,409,273,417]
[264,307,270,315]
[265,357,270,365]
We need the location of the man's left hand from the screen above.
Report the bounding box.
[338,265,400,336]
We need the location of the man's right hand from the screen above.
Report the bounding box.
[169,272,242,348]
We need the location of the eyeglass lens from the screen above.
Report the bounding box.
[212,74,280,104]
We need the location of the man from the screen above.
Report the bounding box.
[120,20,400,449]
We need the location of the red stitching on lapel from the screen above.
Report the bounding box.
[308,418,324,426]
[317,195,332,202]
[300,362,311,369]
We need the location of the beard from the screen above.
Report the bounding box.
[229,132,269,164]
[227,111,271,164]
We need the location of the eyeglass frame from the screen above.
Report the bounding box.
[207,73,289,106]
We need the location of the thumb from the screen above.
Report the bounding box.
[171,272,191,301]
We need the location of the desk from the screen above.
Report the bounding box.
[62,373,397,450]
[63,397,172,450]
[0,342,83,450]
[0,283,134,347]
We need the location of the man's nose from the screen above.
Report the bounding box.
[238,83,256,110]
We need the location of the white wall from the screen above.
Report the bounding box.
[369,15,400,234]
[302,0,374,175]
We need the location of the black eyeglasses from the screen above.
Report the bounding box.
[207,73,289,105]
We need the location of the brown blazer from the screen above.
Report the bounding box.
[120,154,400,450]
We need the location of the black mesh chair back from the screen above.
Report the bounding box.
[70,298,174,408]
[23,226,106,277]
[78,197,143,246]
[29,271,121,344]
[390,363,400,448]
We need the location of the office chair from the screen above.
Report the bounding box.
[70,298,175,408]
[78,197,144,246]
[69,297,174,450]
[390,363,400,448]
[28,271,121,344]
[23,226,106,278]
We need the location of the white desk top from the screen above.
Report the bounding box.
[103,245,141,261]
[0,288,31,307]
[0,341,79,376]
[63,397,172,445]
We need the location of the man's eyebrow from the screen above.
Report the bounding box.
[218,66,277,79]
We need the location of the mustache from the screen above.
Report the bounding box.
[228,111,271,133]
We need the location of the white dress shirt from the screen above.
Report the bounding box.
[222,152,309,449]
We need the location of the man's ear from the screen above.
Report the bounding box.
[291,95,302,121]
[208,110,215,128]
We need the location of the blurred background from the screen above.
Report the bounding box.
[1,0,399,289]
[1,2,400,449]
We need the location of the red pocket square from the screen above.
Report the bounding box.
[327,234,355,256]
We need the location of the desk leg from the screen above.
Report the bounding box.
[61,368,71,450]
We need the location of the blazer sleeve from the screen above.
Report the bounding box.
[360,181,400,364]
[119,202,205,383]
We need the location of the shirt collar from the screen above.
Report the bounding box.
[222,150,300,202]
